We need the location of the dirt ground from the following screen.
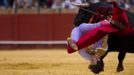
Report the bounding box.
[0,49,133,75]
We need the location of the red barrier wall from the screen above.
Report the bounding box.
[0,14,76,49]
[0,15,14,41]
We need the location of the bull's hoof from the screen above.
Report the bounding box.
[116,64,124,72]
[88,61,104,74]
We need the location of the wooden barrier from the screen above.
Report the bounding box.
[0,14,75,49]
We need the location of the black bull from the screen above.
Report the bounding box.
[74,2,134,73]
[102,11,134,72]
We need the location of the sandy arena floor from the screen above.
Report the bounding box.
[0,49,133,75]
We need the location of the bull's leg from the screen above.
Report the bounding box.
[116,50,126,72]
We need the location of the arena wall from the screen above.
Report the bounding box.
[0,14,75,49]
